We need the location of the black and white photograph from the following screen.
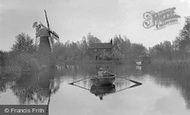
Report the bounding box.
[0,0,190,115]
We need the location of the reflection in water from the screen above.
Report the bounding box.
[0,65,61,105]
[90,84,116,100]
[64,63,190,111]
[69,73,142,100]
[146,62,190,109]
[1,61,190,114]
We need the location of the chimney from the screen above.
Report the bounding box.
[110,39,113,45]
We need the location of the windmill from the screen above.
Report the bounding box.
[33,10,60,53]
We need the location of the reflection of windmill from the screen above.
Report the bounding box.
[33,10,59,54]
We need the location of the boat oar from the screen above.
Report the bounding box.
[112,81,142,94]
[115,76,142,85]
[128,79,142,86]
[68,76,92,85]
[114,87,131,93]
[69,83,90,91]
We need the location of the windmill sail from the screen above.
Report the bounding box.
[44,10,50,29]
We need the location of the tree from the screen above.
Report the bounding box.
[150,41,173,59]
[0,51,5,68]
[130,43,147,59]
[12,33,36,53]
[112,35,128,59]
[80,36,88,55]
[174,17,190,52]
[112,35,147,62]
[86,33,101,45]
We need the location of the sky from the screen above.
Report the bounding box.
[0,0,190,51]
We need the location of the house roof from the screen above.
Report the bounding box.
[89,43,113,49]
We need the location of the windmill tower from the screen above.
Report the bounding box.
[33,10,59,55]
[33,10,60,68]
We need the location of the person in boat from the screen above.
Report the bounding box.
[97,68,105,77]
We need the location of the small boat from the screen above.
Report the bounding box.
[91,71,115,86]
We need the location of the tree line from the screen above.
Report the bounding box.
[150,17,190,61]
[52,33,147,63]
[1,17,190,66]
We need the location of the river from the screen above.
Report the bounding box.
[0,63,190,115]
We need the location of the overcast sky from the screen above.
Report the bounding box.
[0,0,190,51]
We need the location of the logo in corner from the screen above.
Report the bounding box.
[143,7,181,29]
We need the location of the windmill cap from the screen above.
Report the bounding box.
[33,22,39,28]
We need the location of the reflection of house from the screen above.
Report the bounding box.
[89,41,113,60]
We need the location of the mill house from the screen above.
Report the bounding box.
[89,40,114,60]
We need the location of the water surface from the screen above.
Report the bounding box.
[0,64,190,115]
